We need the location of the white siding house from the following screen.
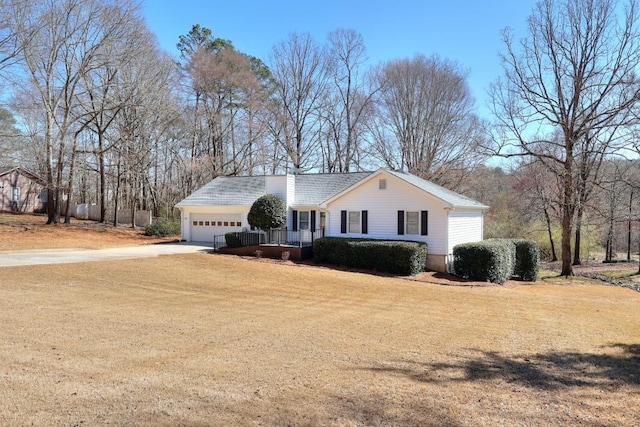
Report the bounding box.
[320,169,488,271]
[175,168,489,272]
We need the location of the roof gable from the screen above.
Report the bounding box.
[0,166,46,184]
[385,169,489,209]
[293,172,372,206]
[322,168,488,210]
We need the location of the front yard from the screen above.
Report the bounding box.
[0,250,638,425]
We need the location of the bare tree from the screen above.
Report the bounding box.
[112,34,179,228]
[319,29,376,172]
[514,160,563,261]
[372,54,487,190]
[269,32,328,172]
[69,3,147,224]
[0,0,25,86]
[491,0,640,275]
[9,0,140,224]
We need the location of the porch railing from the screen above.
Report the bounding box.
[213,227,324,250]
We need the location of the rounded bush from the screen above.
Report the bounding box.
[513,239,540,281]
[247,194,286,231]
[453,238,540,284]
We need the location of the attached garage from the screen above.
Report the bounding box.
[189,213,244,242]
[175,175,266,243]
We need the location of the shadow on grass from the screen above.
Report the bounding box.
[366,344,640,391]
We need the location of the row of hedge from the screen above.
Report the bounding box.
[313,237,427,276]
[452,239,540,284]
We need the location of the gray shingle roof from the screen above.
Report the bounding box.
[175,176,265,207]
[385,169,489,209]
[0,166,46,183]
[175,169,488,210]
[293,172,372,205]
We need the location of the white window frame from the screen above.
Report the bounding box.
[348,211,361,233]
[298,210,310,230]
[406,211,419,235]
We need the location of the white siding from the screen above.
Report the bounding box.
[448,210,484,253]
[265,175,286,200]
[286,174,295,206]
[326,171,450,255]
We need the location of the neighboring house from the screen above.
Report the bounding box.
[0,166,47,213]
[175,168,489,272]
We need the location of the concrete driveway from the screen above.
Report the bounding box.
[0,242,215,267]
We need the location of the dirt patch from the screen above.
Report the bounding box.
[0,212,175,251]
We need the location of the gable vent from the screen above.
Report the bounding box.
[379,179,387,190]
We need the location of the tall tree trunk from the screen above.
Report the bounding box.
[627,190,633,261]
[543,205,558,262]
[573,205,584,265]
[45,112,55,224]
[130,172,137,230]
[64,139,79,224]
[113,152,121,228]
[54,135,66,224]
[606,215,615,262]
[561,155,574,276]
[98,131,106,223]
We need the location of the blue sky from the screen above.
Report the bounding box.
[143,0,537,119]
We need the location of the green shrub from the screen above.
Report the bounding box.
[453,239,540,284]
[225,231,261,248]
[453,240,514,284]
[144,218,180,237]
[314,237,427,276]
[513,239,540,281]
[247,194,286,231]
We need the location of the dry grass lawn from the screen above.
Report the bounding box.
[0,213,173,251]
[0,248,638,425]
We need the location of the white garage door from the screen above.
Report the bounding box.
[190,213,243,241]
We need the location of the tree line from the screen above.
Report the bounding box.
[1,0,640,276]
[0,0,486,223]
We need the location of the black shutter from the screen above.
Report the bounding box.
[311,210,316,230]
[362,210,368,234]
[397,210,404,235]
[292,210,298,231]
[421,210,428,236]
[340,210,347,234]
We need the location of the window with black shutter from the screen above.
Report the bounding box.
[397,210,404,235]
[421,210,428,235]
[362,210,368,234]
